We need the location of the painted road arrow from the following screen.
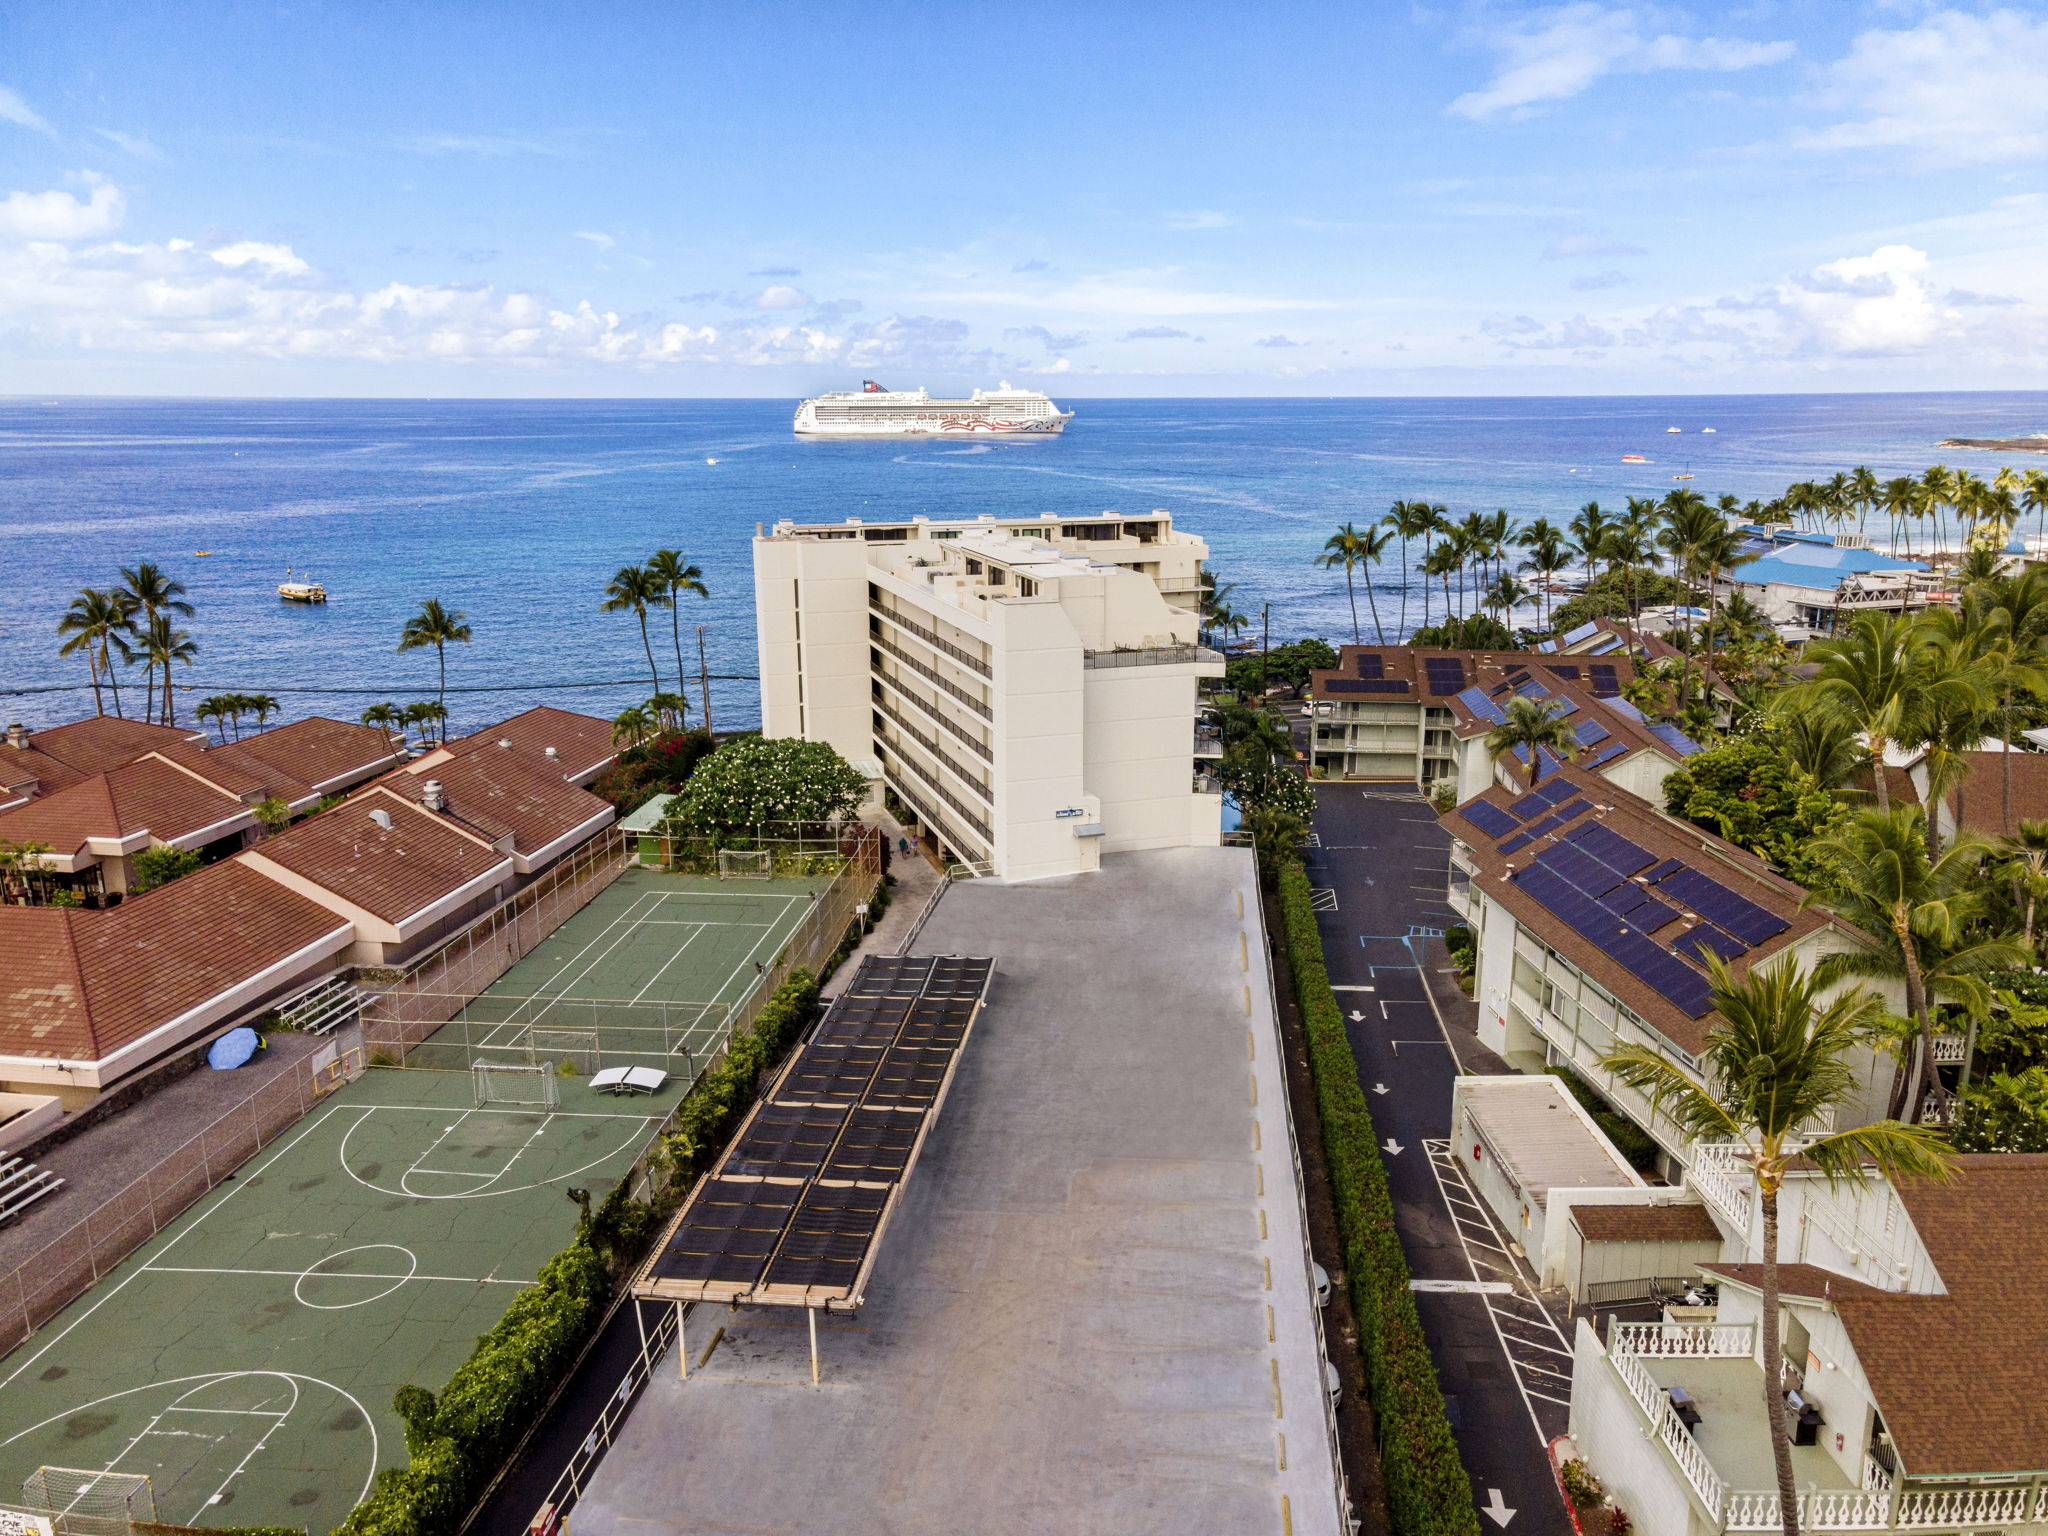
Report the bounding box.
[1372,1082,1389,1095]
[1349,1010,1367,1023]
[1481,1488,1516,1527]
[1383,1139,1405,1155]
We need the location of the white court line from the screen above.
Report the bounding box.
[0,1101,352,1395]
[513,888,678,1026]
[710,893,812,1010]
[401,1108,552,1195]
[142,1265,528,1286]
[627,917,718,1005]
[339,1104,660,1201]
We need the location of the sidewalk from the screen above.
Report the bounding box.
[826,812,944,984]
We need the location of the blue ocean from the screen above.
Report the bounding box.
[3,392,2044,734]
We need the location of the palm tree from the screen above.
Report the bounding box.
[1954,567,2048,834]
[645,549,709,704]
[1604,958,1954,1536]
[116,562,195,725]
[1766,701,1868,793]
[1316,522,1392,645]
[1605,506,1661,628]
[1569,500,1614,583]
[1483,572,1531,627]
[1812,806,2028,1122]
[401,699,448,750]
[360,702,404,747]
[1658,491,1723,714]
[2000,819,2048,956]
[1516,518,1571,633]
[56,588,135,717]
[602,564,670,697]
[1849,465,1880,537]
[1799,613,1932,811]
[1419,542,1460,629]
[2020,468,2048,550]
[1485,696,1578,787]
[135,615,198,727]
[1381,500,1439,638]
[646,691,689,732]
[194,696,227,745]
[245,692,280,732]
[1879,476,1925,558]
[397,598,473,730]
[611,706,654,748]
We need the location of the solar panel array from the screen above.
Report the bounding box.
[1450,769,1805,1021]
[1424,656,1468,695]
[1326,678,1411,694]
[640,953,995,1305]
[1647,721,1704,758]
[1588,663,1622,696]
[1456,685,1506,725]
[1358,652,1385,679]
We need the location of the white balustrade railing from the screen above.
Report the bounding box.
[1931,1032,1968,1064]
[1688,1143,1754,1234]
[1723,1483,2048,1532]
[1610,1347,1728,1518]
[1861,1453,1892,1493]
[1612,1320,1755,1359]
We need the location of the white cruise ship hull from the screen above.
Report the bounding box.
[793,382,1073,437]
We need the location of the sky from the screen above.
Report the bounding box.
[3,1,2048,397]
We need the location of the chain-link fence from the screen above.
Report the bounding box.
[0,1047,352,1355]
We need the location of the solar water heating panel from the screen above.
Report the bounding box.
[1461,801,1519,839]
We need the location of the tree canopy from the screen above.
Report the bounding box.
[661,736,867,835]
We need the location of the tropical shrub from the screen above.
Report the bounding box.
[1444,925,1476,981]
[1950,1067,2048,1153]
[663,736,866,837]
[1660,729,1849,889]
[1274,864,1480,1536]
[131,844,202,892]
[1405,614,1514,650]
[591,728,716,814]
[1224,638,1339,698]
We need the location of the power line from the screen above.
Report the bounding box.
[1,674,761,700]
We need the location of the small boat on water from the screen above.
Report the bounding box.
[1622,454,1647,463]
[1666,426,1683,433]
[1701,427,1717,433]
[278,569,327,603]
[1673,472,1695,481]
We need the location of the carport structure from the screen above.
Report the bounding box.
[629,953,994,1383]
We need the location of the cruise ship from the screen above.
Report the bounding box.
[792,381,1073,436]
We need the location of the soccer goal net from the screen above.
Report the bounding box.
[21,1468,155,1536]
[473,1060,560,1110]
[716,847,773,880]
[529,1027,599,1075]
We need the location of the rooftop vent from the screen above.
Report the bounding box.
[544,746,558,760]
[421,779,446,812]
[369,808,393,830]
[497,738,513,750]
[4,723,26,750]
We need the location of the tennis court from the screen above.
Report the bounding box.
[0,867,832,1535]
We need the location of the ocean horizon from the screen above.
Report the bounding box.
[5,390,2045,736]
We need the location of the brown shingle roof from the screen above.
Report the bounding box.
[252,789,508,924]
[0,744,91,803]
[0,860,349,1065]
[443,706,616,783]
[1309,645,1641,705]
[1700,1262,1891,1301]
[1573,1203,1723,1244]
[1830,1158,2048,1477]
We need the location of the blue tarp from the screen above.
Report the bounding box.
[207,1026,264,1070]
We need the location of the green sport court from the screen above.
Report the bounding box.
[0,868,829,1535]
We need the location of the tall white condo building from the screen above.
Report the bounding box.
[753,510,1225,880]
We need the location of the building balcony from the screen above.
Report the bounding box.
[1194,724,1223,759]
[871,633,992,720]
[869,603,992,677]
[1601,1322,2046,1532]
[1083,643,1224,671]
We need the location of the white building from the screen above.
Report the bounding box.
[753,510,1224,881]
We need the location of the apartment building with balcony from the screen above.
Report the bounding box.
[1440,767,1896,1180]
[1445,661,1705,805]
[1306,645,1644,786]
[754,510,1224,881]
[1571,1155,2048,1535]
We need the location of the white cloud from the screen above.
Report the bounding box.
[1120,325,1202,341]
[1544,233,1644,259]
[0,87,52,136]
[1797,9,2048,168]
[749,284,813,310]
[572,230,615,249]
[208,240,310,276]
[1253,334,1306,347]
[0,175,125,240]
[400,134,560,157]
[1483,243,2046,366]
[1449,4,1793,121]
[1164,209,1235,230]
[1570,269,1632,291]
[92,128,163,161]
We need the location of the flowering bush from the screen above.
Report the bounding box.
[663,736,867,836]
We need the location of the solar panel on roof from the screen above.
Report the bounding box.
[1646,858,1684,884]
[1570,822,1657,875]
[1456,686,1507,725]
[1461,801,1519,839]
[1358,653,1384,679]
[1676,924,1748,964]
[1348,679,1413,693]
[1521,799,1594,840]
[1588,634,1625,656]
[1561,621,1600,646]
[1647,721,1703,757]
[1545,664,1583,679]
[1589,663,1622,697]
[1599,694,1645,721]
[1574,720,1611,747]
[1515,677,1550,699]
[1499,833,1533,856]
[1424,657,1467,695]
[1659,868,1790,945]
[1582,743,1626,769]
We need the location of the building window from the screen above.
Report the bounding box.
[987,567,1006,585]
[1017,577,1037,597]
[965,558,983,575]
[1062,523,1118,541]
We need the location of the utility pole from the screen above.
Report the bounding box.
[696,625,714,736]
[1261,602,1271,699]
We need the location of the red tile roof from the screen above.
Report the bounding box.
[0,754,252,857]
[382,747,612,860]
[227,717,405,798]
[250,788,509,924]
[443,706,616,783]
[0,860,350,1066]
[23,716,203,775]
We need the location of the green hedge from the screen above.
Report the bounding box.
[333,972,824,1536]
[1274,864,1480,1536]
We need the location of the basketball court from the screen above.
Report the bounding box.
[0,867,832,1535]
